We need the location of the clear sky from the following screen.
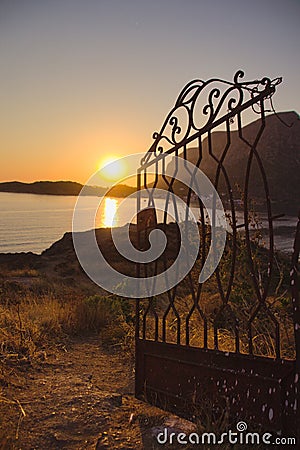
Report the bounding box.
[1,0,299,184]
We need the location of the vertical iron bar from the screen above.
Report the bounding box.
[135,169,141,397]
[291,213,300,365]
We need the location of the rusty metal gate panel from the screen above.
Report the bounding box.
[135,71,300,441]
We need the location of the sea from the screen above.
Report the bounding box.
[0,192,297,255]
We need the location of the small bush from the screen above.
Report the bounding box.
[73,294,134,334]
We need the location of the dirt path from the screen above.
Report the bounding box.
[1,337,168,450]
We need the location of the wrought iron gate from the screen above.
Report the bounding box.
[135,71,300,441]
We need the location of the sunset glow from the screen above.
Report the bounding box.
[99,156,127,182]
[0,2,299,184]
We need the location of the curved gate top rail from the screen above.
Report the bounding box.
[140,70,282,166]
[135,70,300,440]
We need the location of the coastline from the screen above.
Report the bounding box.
[0,180,137,197]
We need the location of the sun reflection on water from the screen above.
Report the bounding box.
[101,197,118,227]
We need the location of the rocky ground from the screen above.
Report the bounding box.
[0,228,196,450]
[1,336,194,450]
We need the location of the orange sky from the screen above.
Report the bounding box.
[1,1,299,185]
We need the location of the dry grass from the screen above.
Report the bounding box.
[1,244,292,378]
[138,288,296,360]
[0,295,133,361]
[0,232,296,447]
[0,277,135,445]
[6,268,39,278]
[0,295,73,361]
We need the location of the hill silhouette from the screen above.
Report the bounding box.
[156,111,299,214]
[0,180,136,197]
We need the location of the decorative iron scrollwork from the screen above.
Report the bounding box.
[141,70,281,166]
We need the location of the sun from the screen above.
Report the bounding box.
[98,156,126,182]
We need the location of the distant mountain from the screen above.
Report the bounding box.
[0,181,90,196]
[155,111,300,215]
[0,181,136,197]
